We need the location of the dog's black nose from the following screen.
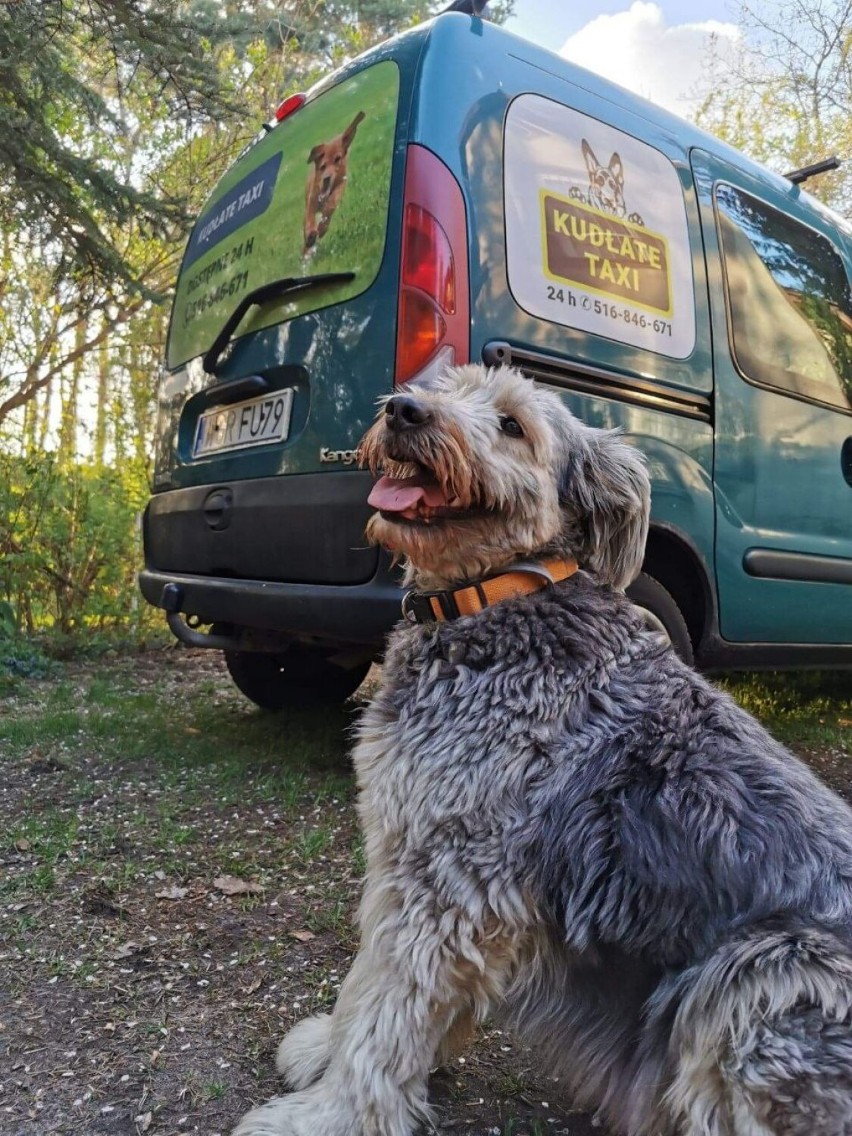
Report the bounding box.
[385,396,432,431]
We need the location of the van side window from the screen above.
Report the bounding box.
[715,183,852,412]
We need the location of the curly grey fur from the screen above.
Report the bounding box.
[233,366,852,1136]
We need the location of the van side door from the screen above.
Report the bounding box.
[691,149,852,645]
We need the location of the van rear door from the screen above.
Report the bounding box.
[156,56,404,497]
[691,148,852,644]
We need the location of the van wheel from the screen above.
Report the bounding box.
[224,645,371,710]
[626,572,694,666]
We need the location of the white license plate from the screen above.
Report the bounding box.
[193,389,294,457]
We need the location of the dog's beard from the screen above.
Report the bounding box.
[359,419,475,509]
[366,508,550,589]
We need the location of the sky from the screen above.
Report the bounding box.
[505,1,742,117]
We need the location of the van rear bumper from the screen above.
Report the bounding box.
[140,469,405,647]
[139,559,403,648]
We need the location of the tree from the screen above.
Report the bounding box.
[0,0,513,638]
[697,0,852,213]
[0,0,241,297]
[0,0,514,433]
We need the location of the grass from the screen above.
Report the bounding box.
[721,671,851,748]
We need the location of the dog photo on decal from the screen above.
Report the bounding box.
[303,110,365,256]
[232,365,852,1136]
[570,138,645,226]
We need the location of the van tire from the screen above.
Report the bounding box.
[224,646,371,710]
[626,572,694,666]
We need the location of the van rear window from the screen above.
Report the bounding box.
[716,184,852,413]
[167,61,400,370]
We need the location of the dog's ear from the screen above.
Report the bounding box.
[307,144,325,165]
[558,425,650,591]
[608,152,625,188]
[581,138,600,177]
[342,111,366,150]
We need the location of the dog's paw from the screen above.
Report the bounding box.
[231,1096,294,1136]
[276,1013,332,1088]
[231,1086,351,1136]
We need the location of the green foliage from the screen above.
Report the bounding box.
[0,452,154,638]
[0,0,239,296]
[697,0,852,213]
[0,639,57,694]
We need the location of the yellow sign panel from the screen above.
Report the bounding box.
[540,190,673,316]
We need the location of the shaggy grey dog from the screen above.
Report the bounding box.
[233,364,852,1136]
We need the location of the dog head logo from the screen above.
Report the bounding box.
[583,140,627,216]
[303,110,365,255]
[571,139,645,226]
[359,364,650,591]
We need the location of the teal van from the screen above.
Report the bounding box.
[140,10,852,708]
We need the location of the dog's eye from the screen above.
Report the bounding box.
[500,415,524,438]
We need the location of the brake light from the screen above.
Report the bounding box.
[274,93,306,122]
[402,205,456,313]
[395,146,469,385]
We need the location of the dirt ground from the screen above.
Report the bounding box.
[1,648,849,1136]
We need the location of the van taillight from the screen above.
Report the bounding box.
[395,146,469,385]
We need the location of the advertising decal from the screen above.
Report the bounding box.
[168,61,399,370]
[505,95,696,359]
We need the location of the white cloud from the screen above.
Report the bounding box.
[559,1,740,118]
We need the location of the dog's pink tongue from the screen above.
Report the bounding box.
[368,475,446,513]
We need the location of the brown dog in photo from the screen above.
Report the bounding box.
[303,110,365,255]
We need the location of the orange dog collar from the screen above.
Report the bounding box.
[401,557,579,624]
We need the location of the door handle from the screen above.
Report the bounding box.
[842,437,852,487]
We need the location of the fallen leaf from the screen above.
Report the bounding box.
[184,727,201,736]
[289,929,316,943]
[155,886,188,901]
[13,838,31,851]
[837,717,852,727]
[135,1112,153,1132]
[242,978,263,995]
[112,942,142,960]
[213,875,264,896]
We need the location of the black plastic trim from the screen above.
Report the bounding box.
[482,341,713,424]
[139,556,404,648]
[743,548,852,585]
[696,631,852,671]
